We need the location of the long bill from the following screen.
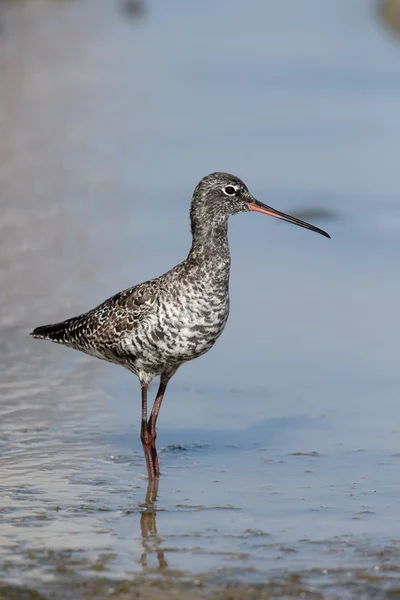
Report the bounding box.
[248,198,331,239]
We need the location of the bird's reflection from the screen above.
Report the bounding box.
[139,478,167,570]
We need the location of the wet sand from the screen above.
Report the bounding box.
[1,0,400,598]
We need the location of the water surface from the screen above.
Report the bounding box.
[1,1,400,597]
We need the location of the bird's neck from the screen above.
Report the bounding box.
[187,218,231,279]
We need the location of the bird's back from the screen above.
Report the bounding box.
[31,281,158,358]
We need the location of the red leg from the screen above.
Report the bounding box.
[140,383,157,479]
[147,377,169,477]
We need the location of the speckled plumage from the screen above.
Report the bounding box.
[31,172,329,478]
[31,174,236,384]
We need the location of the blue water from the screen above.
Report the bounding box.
[1,0,400,596]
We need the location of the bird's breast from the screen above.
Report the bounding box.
[132,287,230,365]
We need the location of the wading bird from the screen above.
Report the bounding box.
[31,172,330,478]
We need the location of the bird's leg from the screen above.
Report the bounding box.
[147,376,169,478]
[140,383,157,479]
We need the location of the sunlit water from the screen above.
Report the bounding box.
[1,0,400,597]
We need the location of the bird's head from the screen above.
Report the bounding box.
[190,172,330,239]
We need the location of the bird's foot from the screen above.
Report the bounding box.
[151,446,160,478]
[141,431,160,479]
[142,442,158,479]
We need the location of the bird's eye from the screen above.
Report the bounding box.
[223,186,236,196]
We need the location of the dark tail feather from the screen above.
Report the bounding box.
[30,321,69,343]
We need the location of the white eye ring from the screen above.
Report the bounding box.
[222,185,238,196]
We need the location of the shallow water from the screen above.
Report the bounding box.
[1,0,400,597]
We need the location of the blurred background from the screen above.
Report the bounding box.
[1,1,400,598]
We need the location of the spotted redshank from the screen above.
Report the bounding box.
[31,172,330,478]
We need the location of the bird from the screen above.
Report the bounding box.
[31,172,330,479]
